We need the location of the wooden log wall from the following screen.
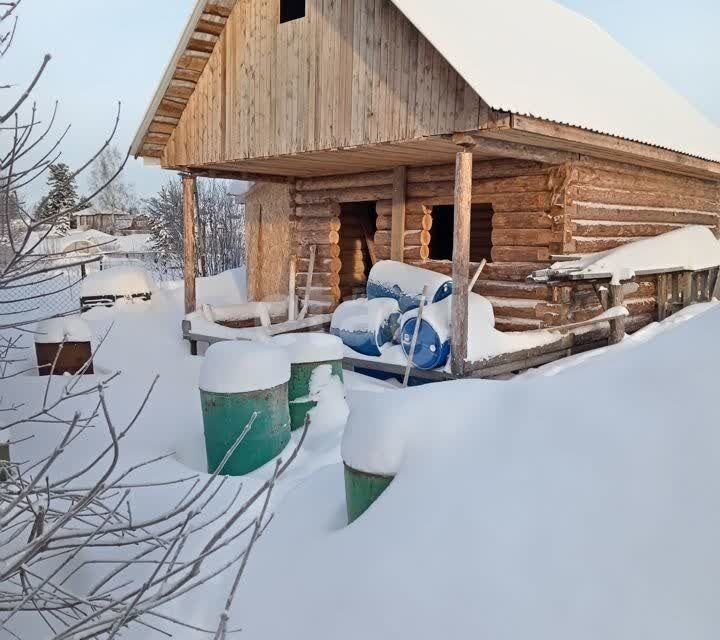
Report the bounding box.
[563,158,720,331]
[295,158,560,328]
[249,156,720,330]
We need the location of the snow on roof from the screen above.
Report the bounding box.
[132,0,720,165]
[72,207,136,218]
[34,230,117,255]
[391,0,720,162]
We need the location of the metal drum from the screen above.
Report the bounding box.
[272,333,345,430]
[344,463,394,524]
[199,342,291,476]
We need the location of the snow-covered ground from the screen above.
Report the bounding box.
[4,266,720,639]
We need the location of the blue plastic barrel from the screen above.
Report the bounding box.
[400,293,496,370]
[399,316,450,370]
[330,298,400,357]
[367,261,453,313]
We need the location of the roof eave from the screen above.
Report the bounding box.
[130,0,214,159]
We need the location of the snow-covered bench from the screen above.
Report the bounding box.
[182,301,333,355]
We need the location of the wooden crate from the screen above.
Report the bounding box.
[35,341,94,376]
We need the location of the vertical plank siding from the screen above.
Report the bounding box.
[162,0,485,168]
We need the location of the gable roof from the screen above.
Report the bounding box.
[132,0,720,166]
[392,0,720,163]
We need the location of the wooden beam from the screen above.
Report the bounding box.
[391,167,407,262]
[507,115,720,180]
[451,132,576,165]
[450,146,474,376]
[182,174,198,315]
[186,167,294,184]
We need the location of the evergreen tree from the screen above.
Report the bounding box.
[41,163,78,235]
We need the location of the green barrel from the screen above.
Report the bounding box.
[344,463,394,524]
[200,384,291,476]
[288,360,344,430]
[272,333,345,431]
[199,341,291,476]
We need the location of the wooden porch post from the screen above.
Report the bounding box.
[182,173,197,315]
[608,283,625,345]
[450,144,474,376]
[391,166,407,262]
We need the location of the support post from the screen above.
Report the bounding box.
[608,284,625,345]
[657,274,668,321]
[182,173,197,315]
[450,145,474,376]
[680,271,693,308]
[391,166,407,262]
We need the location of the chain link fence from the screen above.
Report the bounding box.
[0,257,182,326]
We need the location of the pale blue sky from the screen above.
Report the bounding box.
[7,0,720,202]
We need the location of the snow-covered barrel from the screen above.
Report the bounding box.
[330,298,400,357]
[367,260,453,313]
[199,342,291,476]
[271,333,344,431]
[341,393,400,524]
[34,317,94,376]
[399,293,495,370]
[344,465,394,524]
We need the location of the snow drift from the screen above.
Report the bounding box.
[236,304,720,640]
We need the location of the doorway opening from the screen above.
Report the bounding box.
[339,202,377,301]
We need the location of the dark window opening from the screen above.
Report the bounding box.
[339,202,378,301]
[280,0,306,23]
[428,204,494,263]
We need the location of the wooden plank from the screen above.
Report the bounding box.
[342,357,455,382]
[450,147,473,376]
[298,245,317,320]
[391,166,407,261]
[182,174,198,314]
[680,271,693,307]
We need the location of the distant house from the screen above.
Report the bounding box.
[73,209,151,236]
[34,229,157,268]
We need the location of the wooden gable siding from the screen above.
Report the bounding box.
[162,0,488,170]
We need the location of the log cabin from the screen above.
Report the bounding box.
[131,0,720,375]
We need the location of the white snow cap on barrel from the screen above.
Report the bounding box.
[199,342,290,394]
[271,333,343,364]
[35,317,92,344]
